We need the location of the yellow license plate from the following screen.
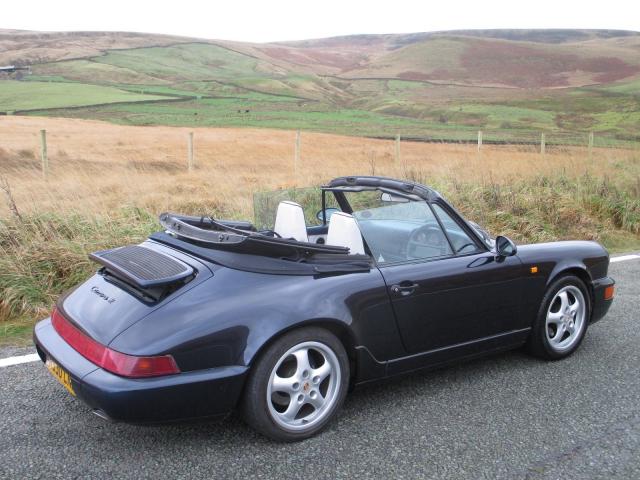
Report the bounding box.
[46,358,76,396]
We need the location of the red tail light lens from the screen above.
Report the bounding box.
[51,308,180,378]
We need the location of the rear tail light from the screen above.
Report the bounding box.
[51,308,180,378]
[604,285,615,300]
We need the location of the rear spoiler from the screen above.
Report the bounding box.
[89,245,194,288]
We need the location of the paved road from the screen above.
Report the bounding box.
[1,258,638,479]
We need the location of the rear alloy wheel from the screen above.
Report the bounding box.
[242,327,349,441]
[267,341,341,431]
[528,275,591,360]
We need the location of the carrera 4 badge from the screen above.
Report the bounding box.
[91,286,116,304]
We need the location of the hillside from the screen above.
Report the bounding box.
[1,29,639,144]
[0,30,192,64]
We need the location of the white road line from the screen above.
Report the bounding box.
[0,353,40,368]
[610,254,640,263]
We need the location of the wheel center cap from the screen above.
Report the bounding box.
[303,382,310,393]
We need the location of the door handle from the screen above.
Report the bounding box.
[390,282,419,296]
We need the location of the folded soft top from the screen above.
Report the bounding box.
[150,232,372,276]
[159,212,350,256]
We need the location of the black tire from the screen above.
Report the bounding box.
[241,327,350,442]
[527,275,591,360]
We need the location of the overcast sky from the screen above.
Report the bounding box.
[4,0,638,43]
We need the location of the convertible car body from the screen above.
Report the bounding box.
[34,176,615,440]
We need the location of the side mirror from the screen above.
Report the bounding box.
[495,235,517,257]
[316,207,340,223]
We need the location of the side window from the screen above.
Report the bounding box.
[346,196,453,263]
[432,204,481,255]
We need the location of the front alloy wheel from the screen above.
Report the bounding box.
[545,285,586,353]
[527,275,591,360]
[242,327,349,441]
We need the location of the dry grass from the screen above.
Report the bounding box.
[0,116,639,326]
[1,116,638,219]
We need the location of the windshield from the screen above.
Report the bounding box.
[342,189,482,263]
[250,185,486,263]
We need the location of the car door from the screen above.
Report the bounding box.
[378,202,525,358]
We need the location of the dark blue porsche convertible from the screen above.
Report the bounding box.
[34,176,615,441]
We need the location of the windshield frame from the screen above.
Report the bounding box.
[250,176,490,260]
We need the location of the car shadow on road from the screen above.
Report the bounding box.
[92,347,544,446]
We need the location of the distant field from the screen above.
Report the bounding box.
[0,80,172,111]
[15,54,640,147]
[22,92,638,147]
[0,29,637,145]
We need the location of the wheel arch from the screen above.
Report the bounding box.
[246,318,358,382]
[546,265,595,312]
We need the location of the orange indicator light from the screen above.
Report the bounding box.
[604,285,615,300]
[530,266,538,274]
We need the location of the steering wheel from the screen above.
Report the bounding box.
[407,225,449,259]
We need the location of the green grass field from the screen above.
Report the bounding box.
[0,80,172,112]
[23,93,636,147]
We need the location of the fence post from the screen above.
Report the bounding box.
[40,129,48,178]
[477,130,483,152]
[540,133,546,155]
[588,131,594,153]
[368,150,376,176]
[394,134,401,164]
[294,130,301,175]
[187,132,194,172]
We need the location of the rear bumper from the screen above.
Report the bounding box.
[33,318,248,423]
[591,276,615,324]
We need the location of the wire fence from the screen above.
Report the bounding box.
[14,126,640,181]
[367,129,639,150]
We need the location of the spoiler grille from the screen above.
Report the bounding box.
[89,246,194,288]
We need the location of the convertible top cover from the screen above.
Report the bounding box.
[159,212,348,256]
[150,232,372,276]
